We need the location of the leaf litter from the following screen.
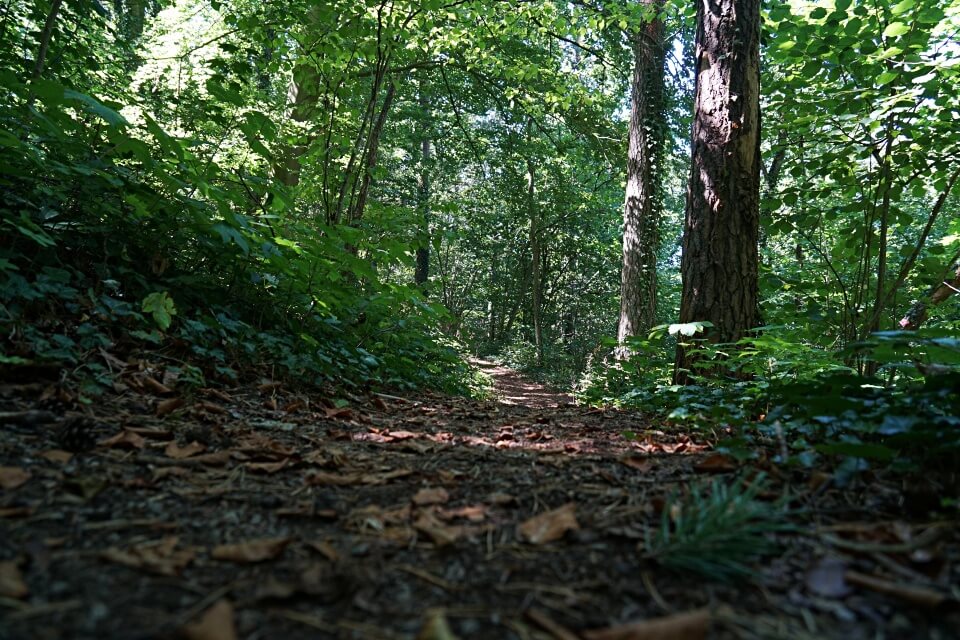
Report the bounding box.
[0,359,957,638]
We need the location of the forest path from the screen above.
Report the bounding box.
[1,368,954,639]
[470,358,574,408]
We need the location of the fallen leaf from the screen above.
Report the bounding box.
[212,537,291,563]
[100,536,194,576]
[0,466,31,490]
[439,505,488,522]
[805,557,851,598]
[619,455,653,472]
[142,376,174,395]
[414,509,464,546]
[386,430,418,441]
[487,492,516,506]
[195,401,228,415]
[182,599,237,640]
[246,459,289,474]
[153,468,189,483]
[164,441,206,459]
[583,608,711,640]
[413,487,450,506]
[519,503,578,545]
[693,453,737,473]
[40,449,74,464]
[0,561,29,598]
[305,540,340,563]
[184,450,233,466]
[324,407,354,420]
[99,429,147,450]
[156,397,185,417]
[0,506,33,518]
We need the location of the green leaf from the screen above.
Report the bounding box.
[142,292,177,331]
[891,0,914,14]
[882,22,911,38]
[63,90,129,126]
[816,442,896,461]
[876,71,899,86]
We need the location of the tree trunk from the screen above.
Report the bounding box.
[899,263,960,331]
[617,0,667,354]
[674,0,761,384]
[527,157,544,367]
[414,88,431,287]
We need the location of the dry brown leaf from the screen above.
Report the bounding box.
[0,506,33,518]
[182,599,237,640]
[0,561,29,599]
[0,466,31,490]
[305,471,362,486]
[152,467,191,482]
[100,536,194,576]
[619,455,653,472]
[142,376,174,395]
[386,430,418,441]
[211,537,291,563]
[195,400,228,415]
[184,450,233,466]
[487,492,516,506]
[156,397,185,417]
[246,459,289,474]
[439,505,488,522]
[413,487,450,506]
[414,510,464,546]
[40,449,73,464]
[519,503,578,545]
[324,407,354,420]
[583,608,711,640]
[805,557,851,598]
[845,570,947,608]
[99,429,147,450]
[693,453,737,473]
[305,540,340,563]
[257,381,283,393]
[164,440,206,459]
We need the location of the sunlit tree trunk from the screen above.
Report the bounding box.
[674,0,761,384]
[617,0,667,353]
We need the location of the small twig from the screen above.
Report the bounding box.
[642,570,673,613]
[395,564,459,591]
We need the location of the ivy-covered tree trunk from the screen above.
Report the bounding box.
[617,0,667,352]
[674,0,761,384]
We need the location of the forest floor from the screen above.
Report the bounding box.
[0,359,957,640]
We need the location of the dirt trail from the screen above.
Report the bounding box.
[0,366,956,639]
[470,358,573,408]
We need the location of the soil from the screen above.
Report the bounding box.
[0,359,957,639]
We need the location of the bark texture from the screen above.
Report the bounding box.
[674,0,761,384]
[617,0,667,351]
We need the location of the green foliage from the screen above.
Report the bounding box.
[142,292,176,330]
[645,475,791,582]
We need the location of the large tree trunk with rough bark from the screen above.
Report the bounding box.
[617,0,667,353]
[674,0,761,384]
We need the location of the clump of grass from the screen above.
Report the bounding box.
[644,474,792,582]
